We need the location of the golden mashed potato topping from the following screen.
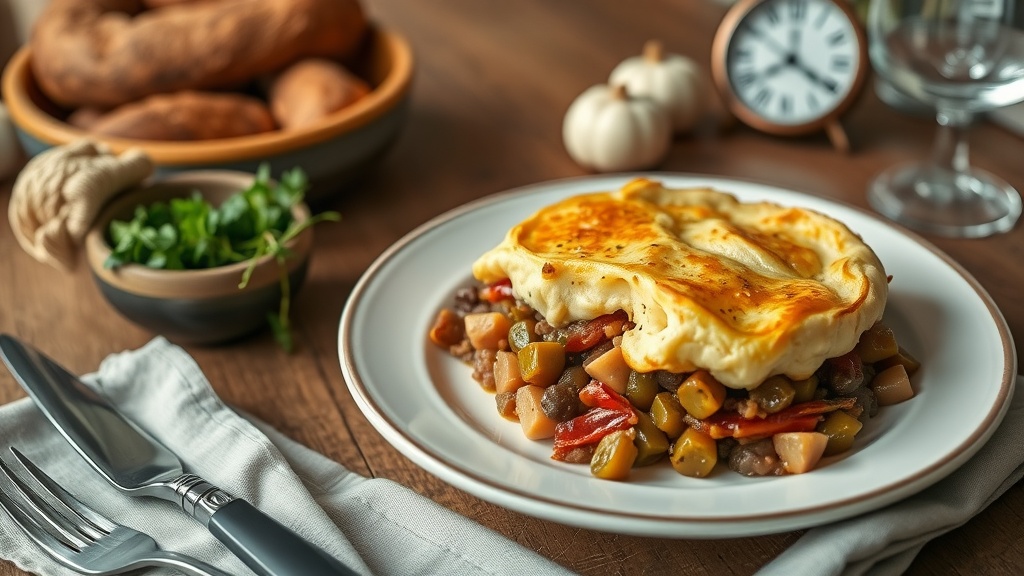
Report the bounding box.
[472,178,888,389]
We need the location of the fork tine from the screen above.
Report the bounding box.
[0,456,88,551]
[8,447,115,537]
[0,483,85,565]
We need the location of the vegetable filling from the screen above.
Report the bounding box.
[430,278,918,480]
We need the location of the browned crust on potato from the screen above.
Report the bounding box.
[84,91,277,140]
[30,0,368,108]
[268,58,371,130]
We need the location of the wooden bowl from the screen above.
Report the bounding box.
[2,26,413,202]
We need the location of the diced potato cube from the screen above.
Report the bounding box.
[584,346,631,394]
[516,385,558,440]
[773,432,829,474]
[871,364,915,406]
[464,312,511,350]
[493,350,526,394]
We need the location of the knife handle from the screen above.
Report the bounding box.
[208,499,361,576]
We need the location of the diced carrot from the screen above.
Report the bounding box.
[428,308,464,348]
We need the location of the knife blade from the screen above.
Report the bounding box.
[0,334,360,576]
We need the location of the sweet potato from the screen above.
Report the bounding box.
[269,58,370,130]
[85,91,276,141]
[30,0,368,108]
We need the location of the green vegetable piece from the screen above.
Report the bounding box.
[749,376,797,414]
[676,370,727,419]
[650,392,686,439]
[632,411,669,467]
[625,371,659,411]
[590,429,638,480]
[557,365,592,391]
[517,342,567,387]
[791,375,819,404]
[508,319,538,352]
[817,410,864,456]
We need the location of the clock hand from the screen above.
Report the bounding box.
[789,28,801,53]
[792,57,839,94]
[760,60,788,81]
[745,25,791,58]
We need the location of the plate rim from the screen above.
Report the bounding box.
[338,172,1017,536]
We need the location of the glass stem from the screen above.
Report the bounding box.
[930,106,973,176]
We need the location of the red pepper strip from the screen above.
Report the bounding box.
[686,413,822,440]
[578,380,633,412]
[563,310,629,353]
[551,407,638,461]
[684,397,858,440]
[783,397,857,417]
[480,278,514,303]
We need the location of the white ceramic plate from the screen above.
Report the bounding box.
[338,174,1016,538]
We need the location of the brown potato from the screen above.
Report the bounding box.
[85,91,276,141]
[269,58,371,130]
[30,0,367,108]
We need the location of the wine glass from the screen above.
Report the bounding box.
[867,0,1024,238]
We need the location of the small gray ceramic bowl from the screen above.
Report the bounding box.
[84,171,313,345]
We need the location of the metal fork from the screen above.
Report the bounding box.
[0,447,231,576]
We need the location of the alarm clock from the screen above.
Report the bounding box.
[711,0,869,152]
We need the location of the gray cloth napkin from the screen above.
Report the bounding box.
[2,338,1021,576]
[758,375,1024,576]
[0,337,576,576]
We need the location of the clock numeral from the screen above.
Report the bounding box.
[735,48,752,61]
[766,5,780,25]
[807,93,820,110]
[828,30,848,45]
[752,88,772,110]
[831,55,851,71]
[814,6,831,27]
[736,71,756,88]
[788,0,806,22]
[779,95,792,116]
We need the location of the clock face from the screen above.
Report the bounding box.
[722,0,864,127]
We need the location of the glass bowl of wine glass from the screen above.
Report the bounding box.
[867,0,1024,238]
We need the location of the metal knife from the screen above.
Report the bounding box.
[0,334,361,576]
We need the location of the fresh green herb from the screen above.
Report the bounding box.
[105,163,340,351]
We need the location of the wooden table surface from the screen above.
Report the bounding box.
[3,1,1024,574]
